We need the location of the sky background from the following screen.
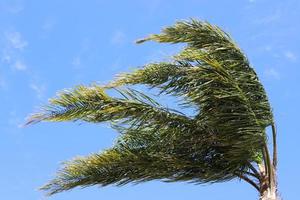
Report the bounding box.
[0,0,299,199]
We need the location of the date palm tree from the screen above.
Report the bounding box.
[28,19,279,200]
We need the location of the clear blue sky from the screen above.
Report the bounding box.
[0,0,299,199]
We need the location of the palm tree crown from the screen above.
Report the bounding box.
[28,19,278,199]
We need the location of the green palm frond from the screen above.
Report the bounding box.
[27,85,191,128]
[41,125,249,195]
[115,19,273,127]
[41,146,208,195]
[28,19,277,196]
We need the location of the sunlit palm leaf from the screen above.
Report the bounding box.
[28,19,275,196]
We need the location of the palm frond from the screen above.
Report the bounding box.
[28,19,277,196]
[41,124,252,195]
[26,85,192,129]
[137,19,273,127]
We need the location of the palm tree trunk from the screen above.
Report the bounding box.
[258,164,279,200]
[260,185,278,200]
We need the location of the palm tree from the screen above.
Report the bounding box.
[28,19,279,200]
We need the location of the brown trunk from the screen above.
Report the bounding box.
[259,123,279,200]
[258,164,279,200]
[260,187,278,200]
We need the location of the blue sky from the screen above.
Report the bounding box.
[0,0,299,199]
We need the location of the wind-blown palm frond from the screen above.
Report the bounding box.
[115,19,273,127]
[41,123,251,195]
[27,85,191,128]
[28,19,277,198]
